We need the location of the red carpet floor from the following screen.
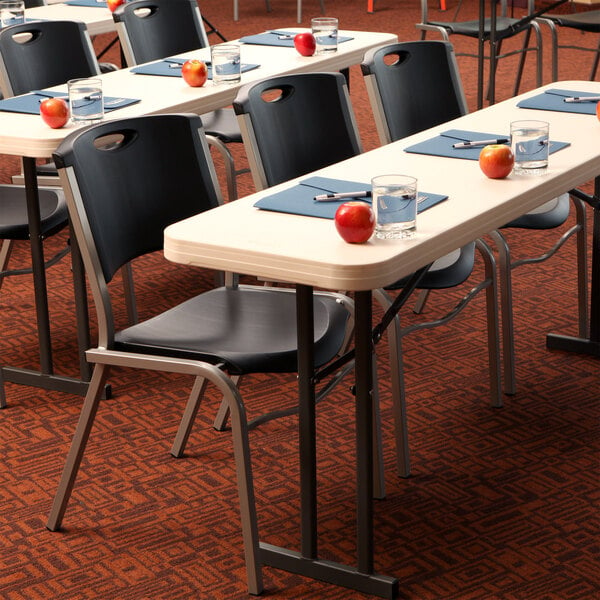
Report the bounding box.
[0,1,598,599]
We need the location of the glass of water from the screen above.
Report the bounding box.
[68,78,103,124]
[211,43,241,85]
[510,119,549,175]
[372,174,418,239]
[311,17,338,54]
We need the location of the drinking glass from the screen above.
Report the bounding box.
[372,174,417,239]
[0,0,24,27]
[68,78,103,124]
[211,44,241,84]
[311,17,338,54]
[510,120,549,174]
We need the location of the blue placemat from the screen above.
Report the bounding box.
[131,57,260,78]
[65,0,108,7]
[517,88,599,115]
[0,17,45,28]
[404,128,570,160]
[254,176,447,219]
[0,90,140,114]
[239,30,354,47]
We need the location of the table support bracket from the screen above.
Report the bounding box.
[260,543,399,599]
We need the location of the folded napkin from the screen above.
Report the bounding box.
[0,17,45,28]
[404,128,570,160]
[131,57,260,78]
[239,30,354,47]
[254,176,447,219]
[0,90,140,115]
[517,88,599,115]
[65,0,107,7]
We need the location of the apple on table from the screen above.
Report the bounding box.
[107,0,125,12]
[39,97,69,129]
[294,33,316,57]
[334,201,375,244]
[181,59,208,87]
[478,144,514,179]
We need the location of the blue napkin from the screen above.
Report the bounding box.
[0,17,44,28]
[65,0,107,7]
[131,57,260,78]
[404,128,570,160]
[0,90,140,114]
[239,30,354,47]
[517,89,599,115]
[254,176,447,219]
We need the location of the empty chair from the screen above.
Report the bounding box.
[416,0,543,108]
[537,8,600,81]
[361,40,587,402]
[113,0,245,202]
[45,113,353,594]
[232,71,500,478]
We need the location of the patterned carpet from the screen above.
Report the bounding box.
[0,1,599,599]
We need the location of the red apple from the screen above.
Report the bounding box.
[479,144,514,179]
[334,201,375,244]
[596,101,600,121]
[181,59,208,88]
[39,97,69,129]
[294,32,316,57]
[107,0,125,12]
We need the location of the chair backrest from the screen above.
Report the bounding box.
[113,0,209,66]
[233,72,362,190]
[53,114,222,344]
[24,0,45,7]
[0,20,100,97]
[360,41,468,144]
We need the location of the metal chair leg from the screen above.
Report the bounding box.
[171,376,209,457]
[46,364,110,531]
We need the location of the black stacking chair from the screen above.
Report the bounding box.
[232,71,501,478]
[45,114,353,594]
[0,20,136,325]
[361,40,587,403]
[113,0,245,202]
[416,0,543,107]
[538,8,600,81]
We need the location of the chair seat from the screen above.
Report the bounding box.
[201,108,243,143]
[503,193,570,229]
[115,285,349,374]
[545,10,600,33]
[386,243,475,291]
[429,17,522,39]
[0,185,67,239]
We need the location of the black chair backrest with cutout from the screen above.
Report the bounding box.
[45,114,353,594]
[0,20,100,97]
[233,72,362,190]
[112,0,245,202]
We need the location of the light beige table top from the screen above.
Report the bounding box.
[0,28,397,158]
[164,80,600,291]
[26,2,115,36]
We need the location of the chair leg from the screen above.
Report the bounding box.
[413,289,431,314]
[171,376,209,458]
[475,239,503,407]
[590,37,600,80]
[372,288,410,478]
[206,135,238,203]
[46,364,110,531]
[213,374,241,431]
[0,239,14,292]
[0,363,6,409]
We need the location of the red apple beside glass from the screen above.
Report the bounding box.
[39,97,69,129]
[478,144,515,179]
[293,33,316,57]
[334,201,375,244]
[181,60,208,88]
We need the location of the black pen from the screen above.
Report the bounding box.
[453,138,509,149]
[563,96,600,103]
[314,191,371,202]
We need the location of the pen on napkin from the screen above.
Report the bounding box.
[452,138,509,149]
[563,96,600,103]
[314,191,372,202]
